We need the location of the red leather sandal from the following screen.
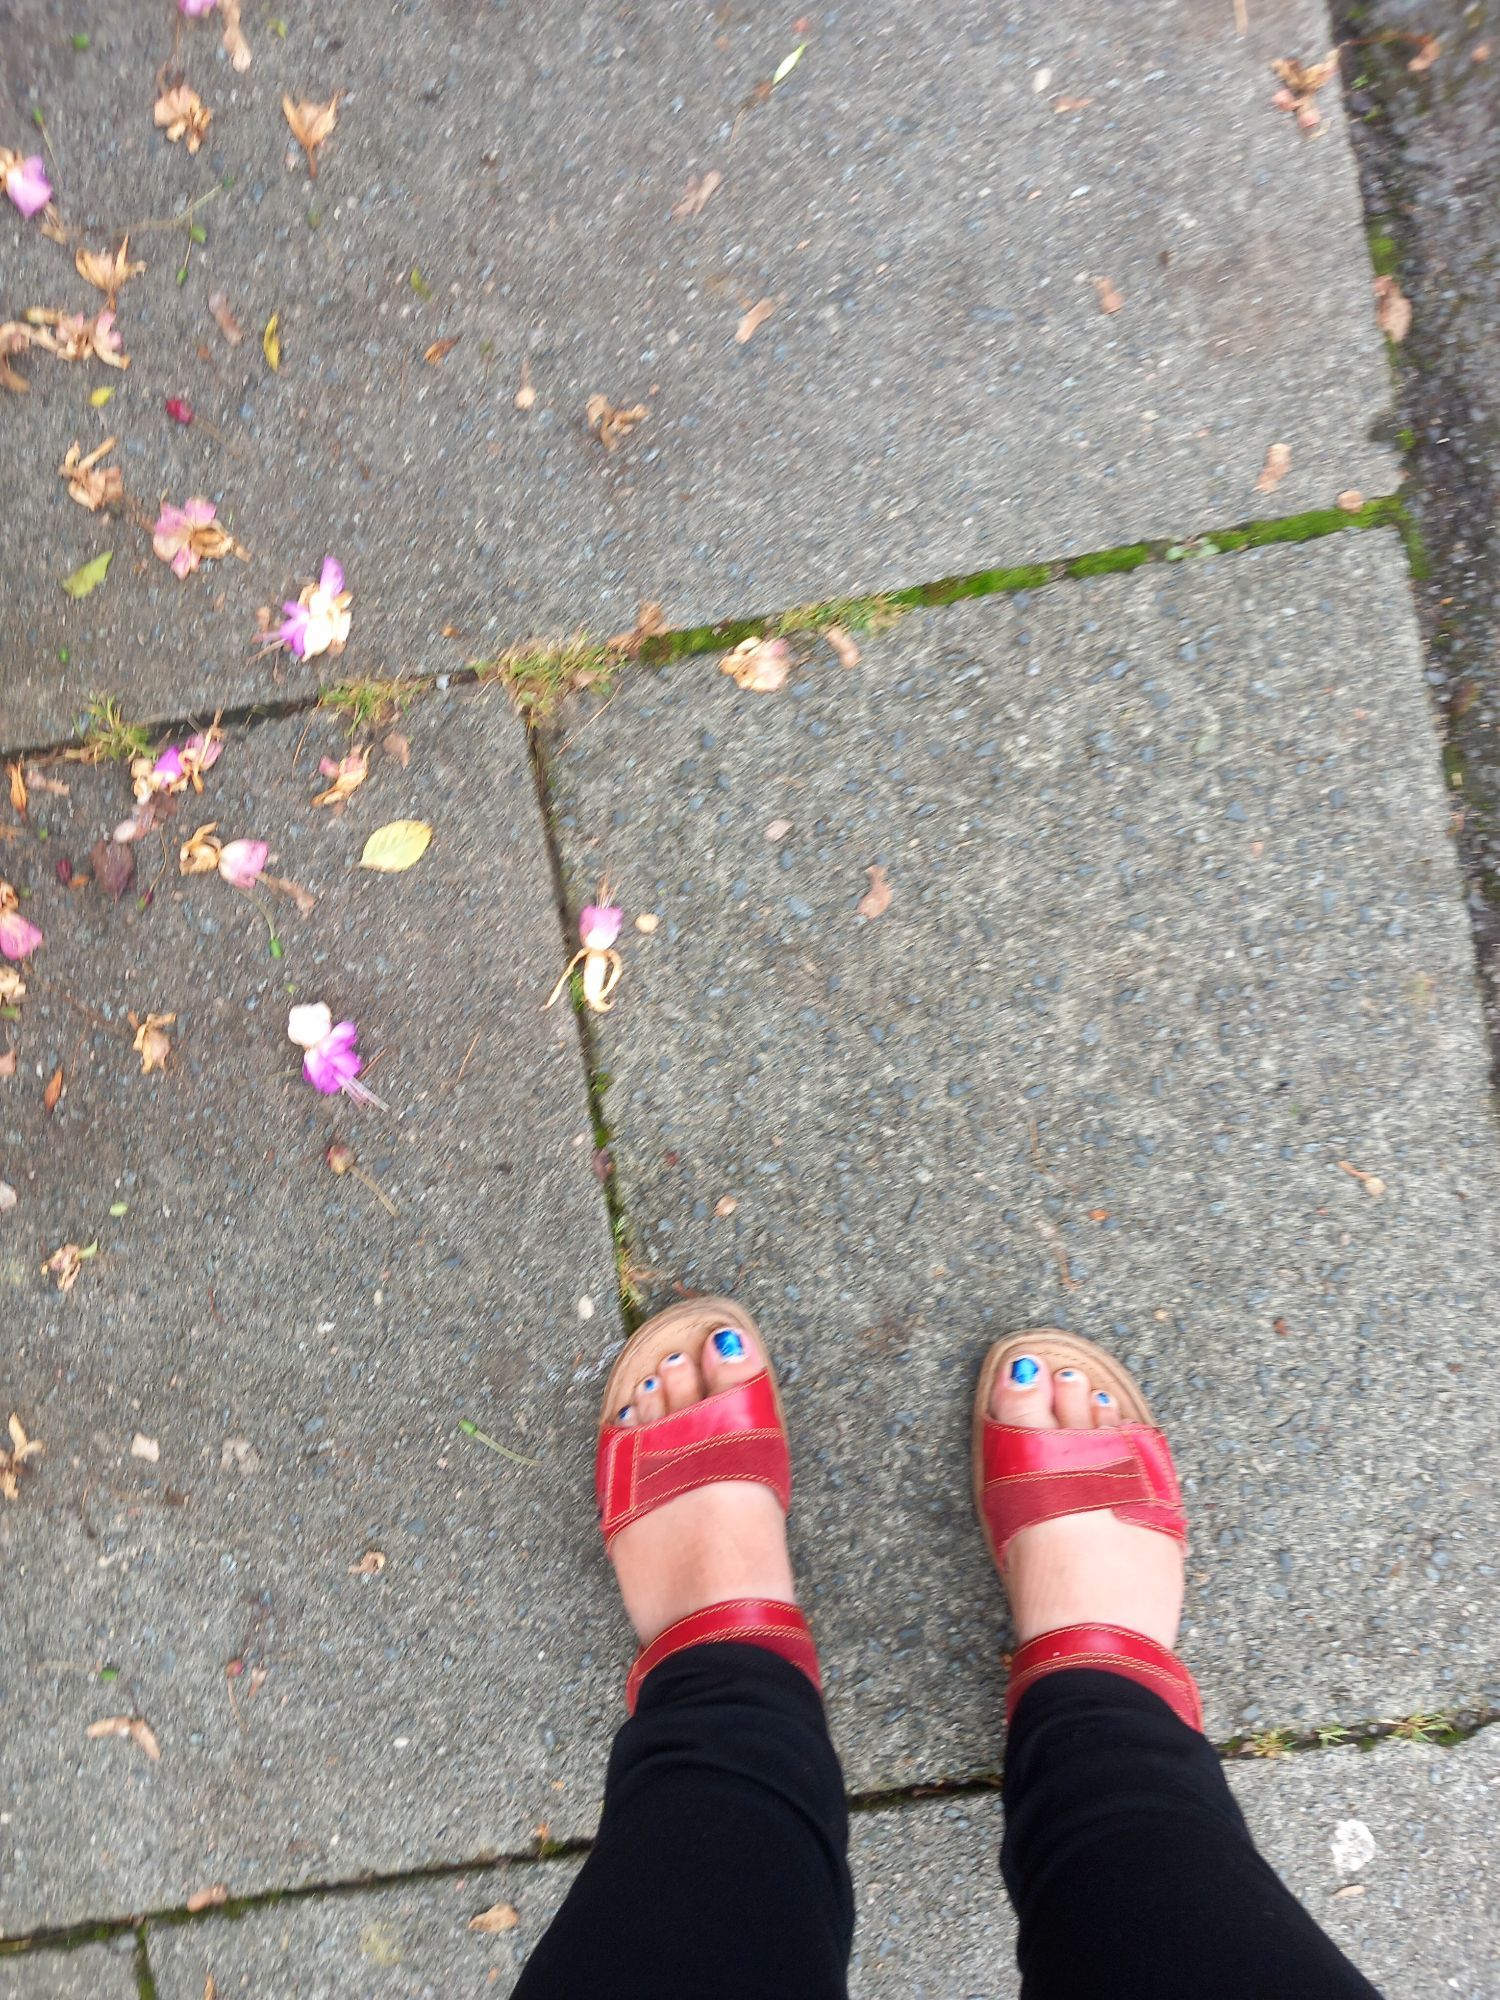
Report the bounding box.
[973,1329,1204,1733]
[596,1296,820,1714]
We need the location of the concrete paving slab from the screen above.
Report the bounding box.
[548,531,1500,1781]
[0,691,624,1933]
[149,1733,1500,1999]
[0,1941,138,2000]
[3,0,1394,745]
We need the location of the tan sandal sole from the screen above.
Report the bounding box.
[971,1329,1155,1573]
[598,1295,787,1437]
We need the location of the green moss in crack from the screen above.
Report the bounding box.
[1366,227,1399,277]
[318,675,434,733]
[1065,543,1155,580]
[481,636,612,721]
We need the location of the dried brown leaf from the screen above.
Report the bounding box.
[468,1903,520,1935]
[8,761,26,817]
[155,84,213,154]
[1254,441,1293,493]
[283,94,340,177]
[1374,273,1411,343]
[221,0,251,70]
[1407,32,1440,72]
[856,863,893,920]
[382,731,411,768]
[43,1065,64,1115]
[825,624,860,669]
[672,168,723,219]
[129,1011,176,1075]
[75,238,145,307]
[185,1885,228,1914]
[0,321,32,395]
[606,600,668,659]
[91,835,136,901]
[1091,275,1124,315]
[0,1412,42,1502]
[1337,489,1364,513]
[720,635,790,692]
[207,291,244,345]
[42,1241,94,1293]
[424,337,461,365]
[735,297,777,343]
[585,393,648,451]
[59,437,124,512]
[348,1549,387,1575]
[87,1715,161,1761]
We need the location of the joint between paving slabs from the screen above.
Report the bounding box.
[0,1706,1491,1955]
[3,494,1418,771]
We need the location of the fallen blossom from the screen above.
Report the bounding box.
[1374,274,1411,343]
[0,883,42,961]
[155,83,213,152]
[42,1240,95,1294]
[152,497,242,578]
[720,635,790,692]
[311,745,369,809]
[180,0,218,13]
[25,307,130,369]
[545,901,625,1014]
[288,1002,387,1106]
[265,556,352,659]
[59,437,123,512]
[1271,51,1339,131]
[825,625,860,670]
[75,239,145,307]
[165,397,195,425]
[0,322,31,394]
[86,1715,161,1762]
[1,149,51,218]
[220,838,268,888]
[129,1011,176,1073]
[283,93,339,177]
[586,393,648,450]
[0,1414,43,1502]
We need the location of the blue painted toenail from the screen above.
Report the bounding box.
[617,1407,632,1423]
[712,1328,746,1360]
[1094,1391,1112,1406]
[641,1377,659,1393]
[663,1351,687,1366]
[1009,1356,1040,1386]
[1057,1368,1081,1381]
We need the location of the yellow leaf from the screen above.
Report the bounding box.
[89,385,114,407]
[263,311,281,372]
[359,820,433,873]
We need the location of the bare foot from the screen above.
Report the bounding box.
[607,1324,796,1649]
[988,1351,1184,1650]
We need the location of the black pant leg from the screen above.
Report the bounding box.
[515,1643,853,2000]
[1001,1669,1383,2000]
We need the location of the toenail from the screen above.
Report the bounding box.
[1009,1356,1040,1386]
[616,1407,632,1423]
[641,1377,659,1393]
[1093,1391,1112,1406]
[1057,1368,1081,1381]
[712,1328,746,1360]
[662,1351,688,1367]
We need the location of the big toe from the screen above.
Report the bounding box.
[700,1319,765,1395]
[989,1346,1058,1427]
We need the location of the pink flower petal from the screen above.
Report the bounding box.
[218,838,268,889]
[5,155,52,218]
[319,556,345,597]
[184,732,223,770]
[0,911,43,960]
[184,495,218,528]
[277,600,311,656]
[179,0,218,16]
[580,903,623,950]
[171,545,196,579]
[152,745,185,782]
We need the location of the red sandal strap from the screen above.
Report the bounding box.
[980,1420,1187,1566]
[1007,1623,1204,1733]
[626,1598,820,1714]
[596,1369,790,1545]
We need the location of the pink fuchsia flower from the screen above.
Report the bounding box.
[217,838,267,889]
[0,884,42,960]
[152,745,185,785]
[288,1002,386,1107]
[152,496,221,578]
[2,151,52,218]
[179,0,218,15]
[580,903,623,951]
[266,555,352,659]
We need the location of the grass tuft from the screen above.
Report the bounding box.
[480,636,611,721]
[76,695,153,764]
[318,675,433,733]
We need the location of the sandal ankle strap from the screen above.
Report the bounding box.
[626,1597,820,1714]
[1006,1623,1204,1734]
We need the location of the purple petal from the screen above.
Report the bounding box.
[152,745,185,782]
[318,556,345,597]
[6,155,52,218]
[278,600,311,657]
[218,838,268,889]
[580,903,624,950]
[0,912,43,960]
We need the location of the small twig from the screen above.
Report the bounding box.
[455,1029,481,1081]
[1233,0,1247,35]
[457,1419,540,1467]
[109,184,222,236]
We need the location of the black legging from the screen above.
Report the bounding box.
[514,1644,1383,1999]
